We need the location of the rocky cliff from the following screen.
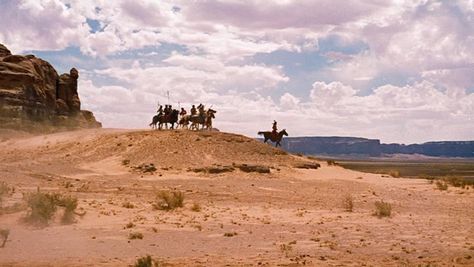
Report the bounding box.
[0,43,101,131]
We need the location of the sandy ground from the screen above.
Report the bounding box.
[0,129,473,266]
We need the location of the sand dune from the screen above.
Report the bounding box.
[0,129,472,266]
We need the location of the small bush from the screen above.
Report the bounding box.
[224,232,237,237]
[125,222,135,229]
[134,255,160,267]
[24,191,58,225]
[191,203,201,212]
[342,194,354,212]
[388,170,400,178]
[327,160,336,166]
[24,191,78,225]
[129,232,144,240]
[436,180,448,191]
[444,176,465,187]
[56,195,78,224]
[153,191,184,211]
[122,201,135,209]
[373,200,392,218]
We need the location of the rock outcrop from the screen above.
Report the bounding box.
[0,43,101,131]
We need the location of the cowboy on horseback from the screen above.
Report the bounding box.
[272,120,278,139]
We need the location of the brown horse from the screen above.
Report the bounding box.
[258,129,288,147]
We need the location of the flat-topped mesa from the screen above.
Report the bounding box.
[0,43,101,131]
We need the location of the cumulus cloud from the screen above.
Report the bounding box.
[1,0,473,143]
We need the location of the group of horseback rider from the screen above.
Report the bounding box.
[150,103,216,130]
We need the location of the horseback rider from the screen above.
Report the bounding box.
[198,105,205,119]
[191,105,197,116]
[157,105,163,116]
[272,120,278,138]
[180,107,187,117]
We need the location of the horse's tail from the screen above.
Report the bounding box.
[257,131,264,135]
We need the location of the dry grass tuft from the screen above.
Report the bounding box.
[129,232,144,240]
[388,170,400,178]
[153,190,184,211]
[134,255,161,267]
[436,180,448,190]
[191,202,201,212]
[342,194,354,212]
[373,200,392,218]
[224,232,237,237]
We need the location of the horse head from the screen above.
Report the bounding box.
[281,129,288,136]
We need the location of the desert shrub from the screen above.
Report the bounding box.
[191,203,201,212]
[224,232,237,237]
[24,191,78,225]
[24,191,58,225]
[444,176,465,187]
[153,191,184,211]
[388,170,400,178]
[342,194,354,212]
[327,160,337,166]
[373,200,392,218]
[129,232,144,240]
[55,195,78,224]
[436,180,448,190]
[125,222,135,229]
[134,255,160,267]
[0,228,9,248]
[122,201,135,209]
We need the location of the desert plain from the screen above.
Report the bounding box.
[0,128,473,266]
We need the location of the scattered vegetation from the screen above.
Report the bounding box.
[122,201,135,209]
[153,190,184,211]
[122,159,130,166]
[125,222,135,229]
[56,194,78,224]
[0,229,9,248]
[373,200,392,218]
[436,180,448,191]
[224,231,238,237]
[134,255,161,267]
[191,202,201,212]
[24,191,58,225]
[132,163,157,173]
[129,232,144,240]
[342,194,354,212]
[326,160,337,166]
[23,191,78,225]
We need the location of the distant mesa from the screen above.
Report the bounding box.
[280,137,474,158]
[0,43,101,132]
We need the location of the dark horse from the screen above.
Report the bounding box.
[149,109,179,130]
[257,129,288,147]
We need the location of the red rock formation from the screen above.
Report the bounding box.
[0,43,101,131]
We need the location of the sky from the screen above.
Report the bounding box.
[1,0,473,144]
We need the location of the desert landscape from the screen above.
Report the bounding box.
[0,128,473,266]
[1,1,474,266]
